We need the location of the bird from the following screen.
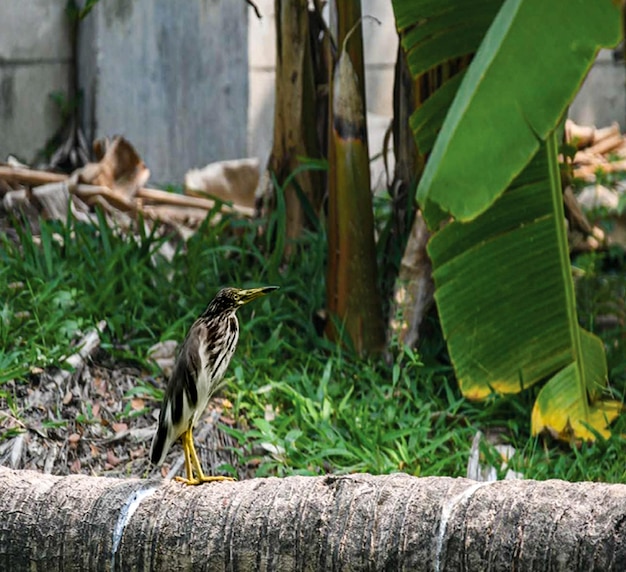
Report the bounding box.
[150,286,279,485]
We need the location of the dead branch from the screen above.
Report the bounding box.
[566,120,626,183]
[388,211,434,347]
[0,166,67,186]
[136,186,254,217]
[586,132,624,156]
[0,159,253,232]
[0,165,251,216]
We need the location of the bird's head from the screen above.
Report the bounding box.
[206,286,279,315]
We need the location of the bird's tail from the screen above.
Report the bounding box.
[150,415,170,467]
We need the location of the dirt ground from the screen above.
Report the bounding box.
[0,348,252,481]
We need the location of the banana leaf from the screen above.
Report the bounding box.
[393,0,622,440]
[415,0,621,225]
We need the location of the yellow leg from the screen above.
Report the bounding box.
[182,430,193,481]
[175,429,194,484]
[174,428,235,486]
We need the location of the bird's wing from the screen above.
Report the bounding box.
[168,324,203,423]
[149,321,203,466]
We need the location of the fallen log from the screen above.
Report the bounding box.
[0,467,625,571]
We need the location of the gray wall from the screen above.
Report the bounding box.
[79,0,249,183]
[0,0,73,164]
[569,49,626,132]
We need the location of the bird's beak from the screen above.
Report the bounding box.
[237,286,279,305]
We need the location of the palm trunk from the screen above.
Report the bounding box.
[1,467,626,571]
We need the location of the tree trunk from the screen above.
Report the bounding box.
[388,210,434,348]
[387,59,474,349]
[324,0,386,355]
[263,0,325,252]
[1,467,626,571]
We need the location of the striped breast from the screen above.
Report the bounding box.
[192,314,239,425]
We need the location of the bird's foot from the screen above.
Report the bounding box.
[174,475,236,486]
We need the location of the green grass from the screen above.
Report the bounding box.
[1,205,625,483]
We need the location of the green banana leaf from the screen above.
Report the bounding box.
[396,0,504,158]
[392,0,622,440]
[415,0,621,225]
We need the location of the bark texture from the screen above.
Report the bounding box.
[1,467,626,571]
[264,0,324,248]
[388,210,434,348]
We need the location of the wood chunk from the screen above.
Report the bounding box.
[184,158,259,210]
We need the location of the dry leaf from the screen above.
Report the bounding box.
[130,447,145,460]
[264,403,276,422]
[131,398,145,411]
[79,137,150,198]
[106,450,121,467]
[32,181,73,221]
[147,340,178,377]
[112,422,128,434]
[93,377,107,395]
[220,415,236,426]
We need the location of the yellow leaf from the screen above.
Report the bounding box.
[531,355,622,441]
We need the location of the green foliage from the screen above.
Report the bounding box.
[1,211,173,363]
[66,0,101,21]
[574,249,626,391]
[224,345,466,477]
[0,204,624,481]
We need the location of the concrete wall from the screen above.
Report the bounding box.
[0,0,73,164]
[569,49,626,131]
[79,0,249,184]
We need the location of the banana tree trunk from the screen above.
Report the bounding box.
[387,41,472,346]
[2,467,626,571]
[325,0,385,354]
